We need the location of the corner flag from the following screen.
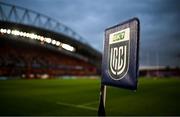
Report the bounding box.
[98,18,140,116]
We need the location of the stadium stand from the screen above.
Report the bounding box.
[0,38,99,78]
[0,2,101,79]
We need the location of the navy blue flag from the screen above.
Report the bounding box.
[102,18,140,90]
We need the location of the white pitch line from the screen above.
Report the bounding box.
[56,102,97,111]
[81,101,99,106]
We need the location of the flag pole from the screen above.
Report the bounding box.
[98,84,106,116]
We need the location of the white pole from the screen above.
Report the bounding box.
[103,85,107,107]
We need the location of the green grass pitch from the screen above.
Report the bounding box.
[0,77,180,116]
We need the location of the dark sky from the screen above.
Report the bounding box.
[2,0,180,67]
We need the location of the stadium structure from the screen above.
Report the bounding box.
[139,66,180,77]
[0,2,101,79]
